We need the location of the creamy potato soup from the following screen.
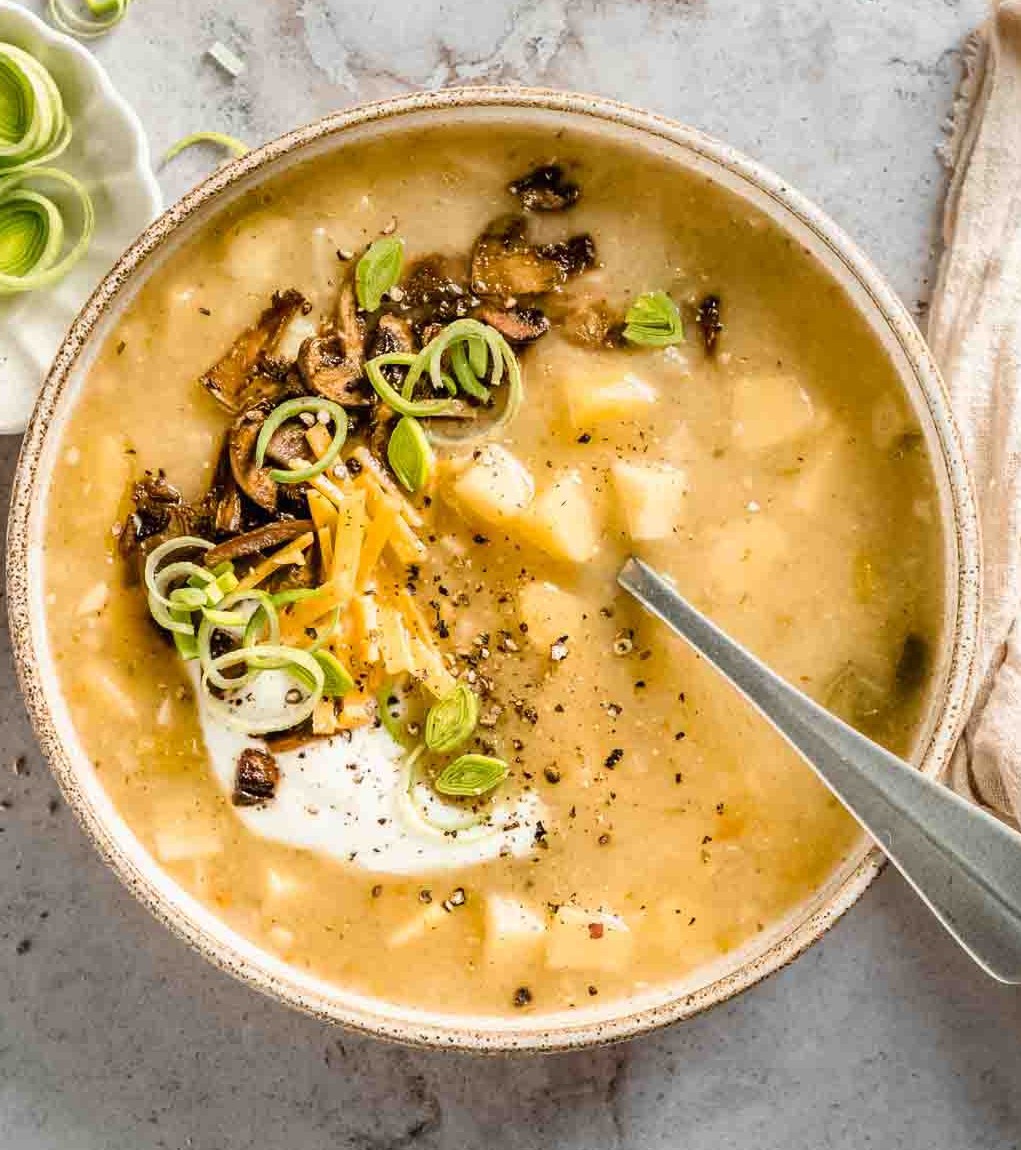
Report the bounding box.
[43,123,943,1018]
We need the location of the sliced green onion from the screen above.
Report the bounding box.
[434,754,509,798]
[202,607,247,628]
[399,746,495,840]
[172,610,200,660]
[215,568,239,595]
[364,318,523,442]
[623,290,684,347]
[0,44,71,171]
[168,586,208,611]
[355,235,403,312]
[467,333,489,377]
[0,167,94,295]
[151,560,216,610]
[144,536,214,635]
[196,589,279,688]
[200,645,325,736]
[387,415,435,494]
[424,685,479,754]
[313,650,355,698]
[271,588,323,608]
[163,131,249,165]
[48,0,132,39]
[364,353,461,418]
[450,340,490,402]
[253,397,348,484]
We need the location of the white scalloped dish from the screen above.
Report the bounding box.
[0,1,160,435]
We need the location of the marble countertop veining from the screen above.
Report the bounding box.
[3,2,1020,1148]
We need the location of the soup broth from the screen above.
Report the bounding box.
[43,122,943,1019]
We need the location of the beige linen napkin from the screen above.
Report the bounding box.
[929,1,1021,819]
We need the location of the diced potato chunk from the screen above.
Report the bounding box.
[546,905,634,973]
[611,460,688,541]
[791,430,853,513]
[519,470,600,564]
[732,373,814,451]
[265,867,304,904]
[517,581,589,650]
[154,827,222,864]
[484,895,547,967]
[566,371,658,429]
[221,214,295,292]
[870,393,915,450]
[703,516,788,602]
[388,903,449,948]
[450,445,534,525]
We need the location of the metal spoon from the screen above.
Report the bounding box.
[618,556,1021,983]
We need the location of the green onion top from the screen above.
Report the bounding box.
[253,397,348,485]
[356,235,403,312]
[0,167,94,295]
[48,0,133,40]
[424,685,479,754]
[163,132,250,166]
[623,290,685,347]
[387,415,435,494]
[434,754,509,798]
[0,44,71,172]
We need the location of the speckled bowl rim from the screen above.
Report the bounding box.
[7,87,981,1053]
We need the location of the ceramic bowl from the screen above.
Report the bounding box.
[7,89,981,1051]
[0,0,161,434]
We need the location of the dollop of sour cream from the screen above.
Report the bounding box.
[193,669,544,875]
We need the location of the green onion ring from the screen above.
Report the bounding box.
[48,0,132,40]
[197,590,280,690]
[365,319,522,444]
[364,354,461,418]
[200,645,325,736]
[0,44,71,171]
[150,560,216,611]
[271,588,323,608]
[163,131,250,165]
[253,397,349,484]
[0,168,94,295]
[143,536,213,625]
[449,341,490,402]
[397,747,495,841]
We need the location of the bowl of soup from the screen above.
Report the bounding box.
[7,88,979,1051]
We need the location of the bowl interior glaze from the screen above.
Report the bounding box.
[6,89,980,1052]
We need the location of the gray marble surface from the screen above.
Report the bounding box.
[3,1,1020,1147]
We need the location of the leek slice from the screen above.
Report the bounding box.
[0,167,93,295]
[49,0,132,40]
[0,44,71,171]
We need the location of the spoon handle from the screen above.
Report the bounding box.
[619,556,1021,983]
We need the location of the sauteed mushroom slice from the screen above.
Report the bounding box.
[119,472,211,575]
[539,233,596,279]
[559,300,626,349]
[367,313,416,388]
[471,216,597,298]
[204,519,316,568]
[210,437,244,536]
[232,748,280,806]
[508,163,581,212]
[297,333,372,405]
[201,289,309,411]
[401,255,474,323]
[474,304,550,344]
[229,402,280,513]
